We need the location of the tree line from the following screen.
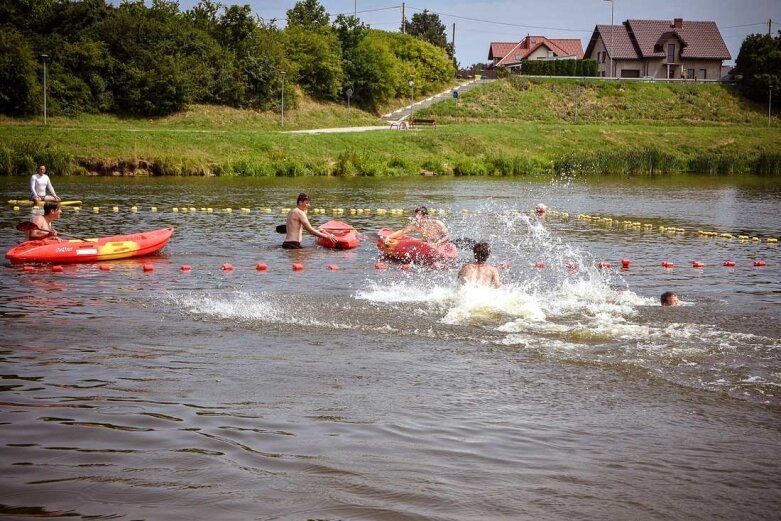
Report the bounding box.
[0,0,456,117]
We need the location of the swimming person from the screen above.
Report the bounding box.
[661,291,680,306]
[458,242,501,288]
[26,201,62,240]
[30,164,60,203]
[282,193,336,249]
[384,206,450,245]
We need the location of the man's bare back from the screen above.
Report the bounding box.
[458,262,501,288]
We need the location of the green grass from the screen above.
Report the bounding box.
[1,79,779,177]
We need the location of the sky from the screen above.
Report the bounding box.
[171,0,780,67]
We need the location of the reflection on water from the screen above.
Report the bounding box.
[1,176,780,519]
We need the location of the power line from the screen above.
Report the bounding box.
[405,4,591,33]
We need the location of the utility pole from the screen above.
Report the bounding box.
[604,0,614,78]
[40,54,49,125]
[281,71,286,127]
[769,19,772,36]
[402,3,405,34]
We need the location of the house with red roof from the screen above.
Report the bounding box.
[584,18,730,80]
[488,35,584,69]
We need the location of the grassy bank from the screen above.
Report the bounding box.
[1,79,779,177]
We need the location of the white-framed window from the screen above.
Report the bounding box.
[667,43,675,63]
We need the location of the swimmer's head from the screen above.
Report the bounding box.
[661,291,679,306]
[535,203,547,215]
[473,241,490,263]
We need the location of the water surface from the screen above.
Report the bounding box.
[1,176,779,520]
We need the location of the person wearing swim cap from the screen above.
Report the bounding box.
[384,206,450,245]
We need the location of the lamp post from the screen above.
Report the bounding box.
[604,0,613,78]
[280,71,286,127]
[40,54,49,125]
[408,79,415,122]
[346,87,353,127]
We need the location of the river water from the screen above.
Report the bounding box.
[1,176,779,520]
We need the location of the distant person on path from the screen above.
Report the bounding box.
[384,206,450,245]
[30,164,60,203]
[661,291,680,306]
[458,242,501,288]
[26,201,62,240]
[282,193,336,249]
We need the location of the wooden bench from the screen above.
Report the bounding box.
[409,118,437,129]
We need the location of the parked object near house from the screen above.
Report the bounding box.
[488,35,584,69]
[585,18,730,80]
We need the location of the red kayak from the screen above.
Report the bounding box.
[316,220,359,250]
[6,227,174,264]
[376,228,458,264]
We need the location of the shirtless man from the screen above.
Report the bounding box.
[458,242,500,288]
[282,193,336,249]
[26,201,62,240]
[30,164,60,203]
[384,206,450,245]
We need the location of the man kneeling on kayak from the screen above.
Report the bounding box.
[282,193,336,249]
[383,206,450,245]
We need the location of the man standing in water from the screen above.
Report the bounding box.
[458,242,501,288]
[384,206,450,245]
[30,164,60,203]
[282,193,336,249]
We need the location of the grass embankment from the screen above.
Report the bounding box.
[1,78,779,177]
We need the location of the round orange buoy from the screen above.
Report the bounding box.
[534,261,545,269]
[621,258,631,268]
[22,266,34,272]
[597,261,611,269]
[723,261,736,267]
[292,263,304,271]
[180,265,192,271]
[143,263,154,272]
[374,262,387,270]
[52,265,64,273]
[661,261,674,268]
[221,263,233,271]
[255,263,267,271]
[99,264,111,271]
[692,261,705,268]
[400,263,411,271]
[566,261,578,272]
[753,260,767,267]
[327,264,340,271]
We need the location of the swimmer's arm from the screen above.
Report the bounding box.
[385,223,416,242]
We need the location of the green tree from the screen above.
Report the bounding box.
[0,27,41,115]
[284,26,343,100]
[403,10,447,49]
[735,32,781,103]
[287,0,329,31]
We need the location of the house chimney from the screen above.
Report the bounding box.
[673,18,683,29]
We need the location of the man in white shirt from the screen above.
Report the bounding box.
[30,164,60,202]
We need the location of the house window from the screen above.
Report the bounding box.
[700,69,707,79]
[602,52,606,63]
[667,44,675,63]
[687,68,695,79]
